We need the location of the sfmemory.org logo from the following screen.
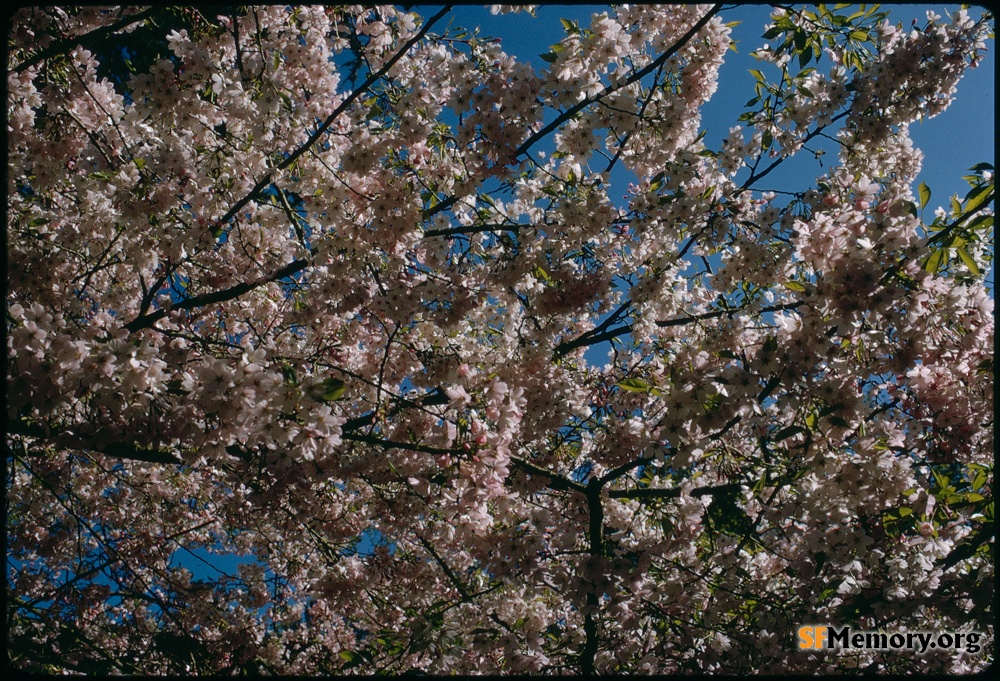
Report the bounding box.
[798,626,984,655]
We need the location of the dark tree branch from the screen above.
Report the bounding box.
[937,523,994,569]
[341,432,457,456]
[13,7,159,74]
[599,455,654,486]
[8,420,183,465]
[738,111,849,192]
[606,482,741,500]
[580,478,604,675]
[553,302,805,358]
[925,189,994,248]
[123,8,454,334]
[414,533,472,600]
[515,4,724,159]
[124,254,314,332]
[602,61,667,176]
[553,323,632,359]
[553,300,634,360]
[212,6,453,231]
[509,456,588,493]
[656,301,803,328]
[423,222,523,238]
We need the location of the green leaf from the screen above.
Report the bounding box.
[922,247,948,273]
[534,265,553,285]
[918,181,931,209]
[965,214,992,232]
[931,468,952,492]
[782,280,807,292]
[962,184,993,215]
[793,29,807,51]
[560,18,577,33]
[617,378,652,393]
[310,377,347,402]
[956,247,980,276]
[539,52,558,63]
[941,233,966,248]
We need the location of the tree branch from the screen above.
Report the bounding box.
[937,523,994,569]
[123,9,453,334]
[124,254,314,332]
[515,4,724,159]
[341,432,457,456]
[553,301,805,358]
[423,221,523,238]
[599,455,654,486]
[606,482,740,500]
[8,420,183,465]
[580,477,604,675]
[738,111,849,192]
[213,6,453,231]
[13,8,158,74]
[509,456,588,493]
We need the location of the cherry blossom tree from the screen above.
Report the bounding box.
[6,4,994,674]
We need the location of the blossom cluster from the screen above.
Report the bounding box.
[6,4,993,674]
